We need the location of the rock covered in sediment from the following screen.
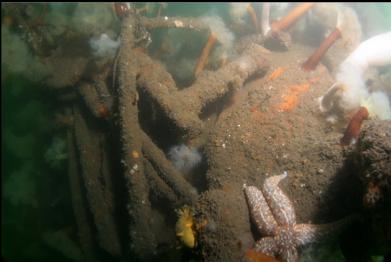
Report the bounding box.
[194,187,254,262]
[356,120,391,207]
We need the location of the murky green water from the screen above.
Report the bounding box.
[2,3,391,262]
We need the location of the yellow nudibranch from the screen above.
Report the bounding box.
[175,206,196,248]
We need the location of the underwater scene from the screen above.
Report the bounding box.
[2,2,391,262]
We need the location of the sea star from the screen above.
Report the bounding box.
[244,171,354,262]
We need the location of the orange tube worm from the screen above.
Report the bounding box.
[302,27,341,71]
[271,3,314,32]
[340,106,369,146]
[246,3,259,32]
[194,33,217,77]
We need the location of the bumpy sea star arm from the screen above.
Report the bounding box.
[254,236,278,256]
[293,216,354,246]
[280,246,299,262]
[244,185,278,236]
[262,172,296,226]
